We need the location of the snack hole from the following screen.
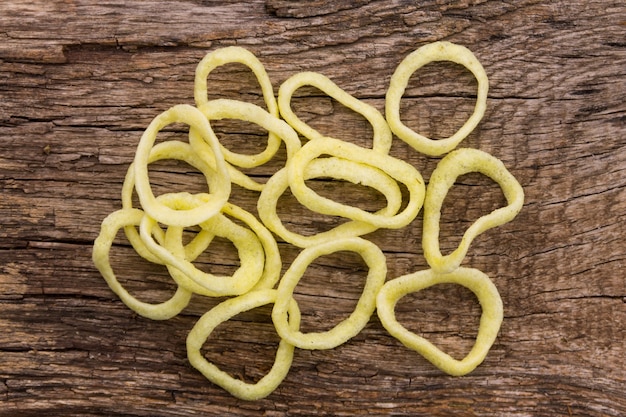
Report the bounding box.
[233,141,289,186]
[290,250,368,334]
[305,176,391,215]
[199,305,282,384]
[273,183,351,237]
[438,173,507,257]
[400,61,478,141]
[204,62,268,108]
[289,85,376,148]
[393,283,481,360]
[109,231,179,304]
[191,235,242,277]
[146,158,209,198]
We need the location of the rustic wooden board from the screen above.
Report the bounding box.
[1,1,625,416]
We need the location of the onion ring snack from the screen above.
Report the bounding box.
[121,140,222,264]
[376,267,503,376]
[272,237,387,350]
[386,41,489,156]
[164,201,282,296]
[258,157,403,247]
[194,46,282,169]
[133,104,231,227]
[422,148,524,273]
[287,137,425,229]
[92,208,192,320]
[187,289,301,401]
[278,71,392,153]
[139,192,266,297]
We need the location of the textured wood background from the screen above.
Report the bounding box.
[1,1,625,416]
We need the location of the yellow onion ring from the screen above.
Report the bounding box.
[272,237,386,350]
[133,104,230,227]
[422,148,524,273]
[278,71,392,153]
[139,193,265,297]
[194,46,282,169]
[164,200,282,297]
[258,156,403,248]
[287,137,425,229]
[386,41,489,156]
[187,289,301,401]
[92,208,192,320]
[376,267,503,376]
[122,140,222,264]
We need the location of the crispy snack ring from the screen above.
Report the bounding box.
[164,200,282,296]
[386,41,489,156]
[376,267,503,376]
[122,140,222,264]
[133,104,231,227]
[92,208,192,320]
[190,99,301,191]
[139,192,266,297]
[258,156,403,248]
[272,237,387,350]
[278,71,393,154]
[194,46,282,169]
[423,148,524,273]
[287,137,425,229]
[187,289,301,401]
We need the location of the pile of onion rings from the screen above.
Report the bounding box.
[93,42,524,400]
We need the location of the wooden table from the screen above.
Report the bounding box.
[1,1,624,415]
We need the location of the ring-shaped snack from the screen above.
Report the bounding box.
[190,99,302,192]
[385,41,489,156]
[258,157,403,248]
[278,71,392,154]
[194,46,282,169]
[423,148,524,273]
[376,267,503,376]
[133,104,230,227]
[187,289,301,400]
[164,200,282,297]
[122,140,222,264]
[139,193,266,297]
[271,237,387,350]
[287,137,425,229]
[92,208,192,320]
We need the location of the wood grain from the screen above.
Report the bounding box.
[1,0,625,415]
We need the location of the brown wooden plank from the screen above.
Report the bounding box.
[1,0,625,415]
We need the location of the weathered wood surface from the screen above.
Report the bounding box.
[1,1,625,416]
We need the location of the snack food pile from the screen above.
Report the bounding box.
[92,42,524,400]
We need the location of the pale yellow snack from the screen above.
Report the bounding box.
[271,237,387,350]
[194,46,282,169]
[164,200,282,296]
[422,148,524,273]
[187,289,301,401]
[278,71,392,153]
[121,140,223,264]
[190,99,301,191]
[385,41,489,156]
[258,156,403,248]
[92,208,192,320]
[287,136,425,229]
[139,192,266,297]
[376,267,503,376]
[133,104,231,227]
